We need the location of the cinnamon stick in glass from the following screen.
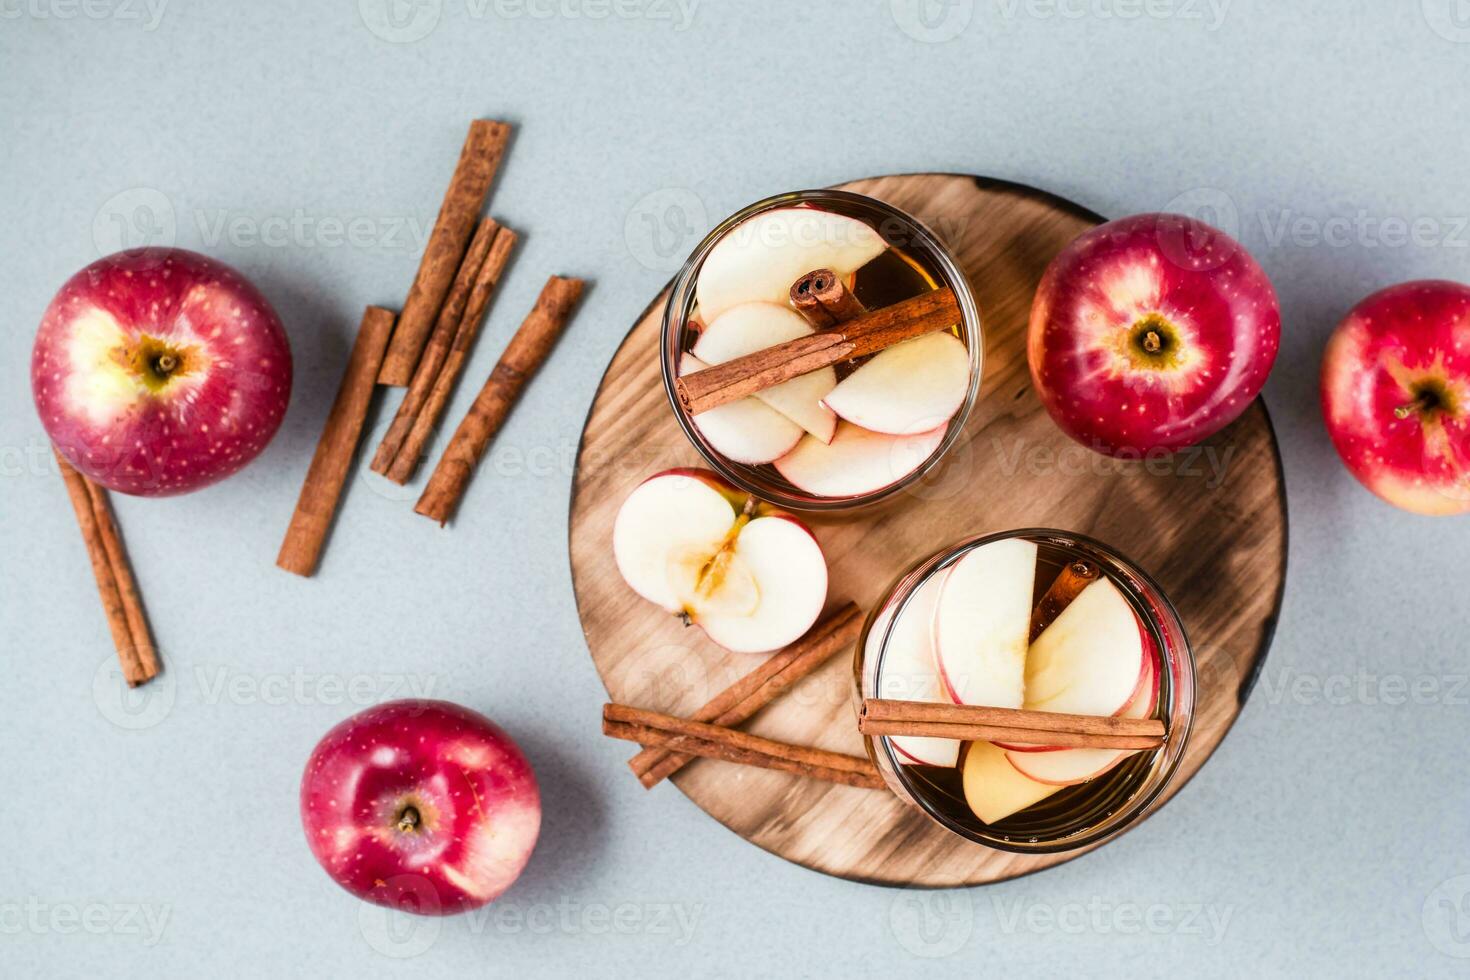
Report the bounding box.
[384,222,518,484]
[371,216,500,477]
[789,268,866,328]
[277,306,397,576]
[629,602,863,788]
[859,698,1164,749]
[55,451,160,686]
[1029,559,1099,642]
[675,285,958,416]
[379,119,511,386]
[415,275,584,525]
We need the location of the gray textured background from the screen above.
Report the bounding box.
[3,1,1469,976]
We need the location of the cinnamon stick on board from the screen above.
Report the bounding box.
[1028,559,1099,642]
[385,223,518,484]
[55,451,160,686]
[676,285,959,416]
[277,306,397,576]
[415,275,584,525]
[372,216,500,476]
[604,704,885,790]
[378,120,511,386]
[789,268,866,328]
[629,602,863,788]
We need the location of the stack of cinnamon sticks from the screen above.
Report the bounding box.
[276,119,586,576]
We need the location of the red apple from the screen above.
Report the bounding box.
[32,247,292,495]
[300,700,541,916]
[1028,213,1280,456]
[1321,280,1470,515]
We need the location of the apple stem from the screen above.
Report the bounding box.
[155,353,178,374]
[1142,331,1162,355]
[1395,387,1444,420]
[396,806,421,833]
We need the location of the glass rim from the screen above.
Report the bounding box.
[659,188,984,513]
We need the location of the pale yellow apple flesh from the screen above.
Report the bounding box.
[962,740,1063,824]
[933,538,1038,709]
[681,354,803,464]
[821,331,970,436]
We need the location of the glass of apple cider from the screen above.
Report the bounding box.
[660,190,982,513]
[855,528,1195,852]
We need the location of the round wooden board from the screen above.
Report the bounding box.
[570,174,1287,887]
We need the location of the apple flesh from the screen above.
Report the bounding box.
[868,571,958,768]
[821,331,970,436]
[612,469,827,653]
[681,354,803,464]
[692,302,837,443]
[300,700,540,915]
[32,247,292,495]
[1020,577,1146,717]
[695,207,886,324]
[1321,279,1470,515]
[1027,213,1280,456]
[962,739,1062,825]
[933,538,1038,709]
[774,421,946,498]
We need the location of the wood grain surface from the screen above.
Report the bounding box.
[569,173,1287,887]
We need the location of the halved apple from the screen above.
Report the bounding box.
[695,207,887,324]
[933,538,1038,709]
[680,354,802,465]
[868,572,958,768]
[821,332,971,435]
[612,469,827,653]
[692,303,837,443]
[773,421,945,498]
[962,740,1063,825]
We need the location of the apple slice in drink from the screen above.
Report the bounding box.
[774,421,945,498]
[1020,577,1147,717]
[962,740,1063,825]
[693,303,837,443]
[696,207,886,324]
[933,538,1038,709]
[821,332,971,436]
[868,572,958,768]
[612,469,827,653]
[680,354,803,464]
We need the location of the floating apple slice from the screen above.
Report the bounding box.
[1006,645,1160,785]
[612,469,828,653]
[868,572,958,768]
[821,332,971,435]
[1022,577,1146,717]
[933,538,1037,709]
[774,421,945,498]
[680,354,802,464]
[696,207,886,323]
[962,740,1062,824]
[693,303,837,443]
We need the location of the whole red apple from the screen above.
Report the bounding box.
[1321,280,1470,515]
[300,700,541,916]
[1028,213,1280,456]
[32,247,292,495]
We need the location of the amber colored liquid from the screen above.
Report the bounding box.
[885,541,1168,843]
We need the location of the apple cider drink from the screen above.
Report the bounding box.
[857,529,1195,852]
[662,191,982,512]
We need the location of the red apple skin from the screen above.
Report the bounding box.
[300,700,541,916]
[1321,280,1470,515]
[1028,213,1280,456]
[32,248,291,495]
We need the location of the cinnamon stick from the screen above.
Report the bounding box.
[790,268,865,328]
[415,275,583,525]
[385,223,518,484]
[277,306,397,576]
[379,119,511,386]
[1029,559,1099,642]
[629,602,863,788]
[371,216,500,477]
[860,698,1164,750]
[604,705,885,790]
[55,451,159,686]
[676,286,959,416]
